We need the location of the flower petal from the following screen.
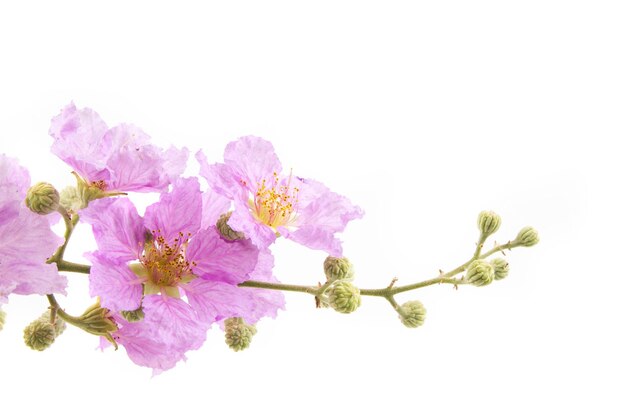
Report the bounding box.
[115,295,208,372]
[280,178,363,256]
[81,198,146,261]
[0,208,66,296]
[48,102,111,180]
[144,177,202,243]
[223,136,282,186]
[186,227,259,285]
[200,189,231,230]
[86,252,143,312]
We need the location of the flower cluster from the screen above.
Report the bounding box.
[1,102,538,375]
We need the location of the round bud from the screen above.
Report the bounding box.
[323,256,354,282]
[466,259,495,287]
[477,210,501,237]
[38,311,66,337]
[515,226,539,247]
[216,212,246,241]
[23,320,57,351]
[121,307,145,322]
[491,258,510,280]
[0,309,6,331]
[24,182,60,215]
[59,186,84,211]
[327,281,361,314]
[399,300,427,328]
[224,317,257,352]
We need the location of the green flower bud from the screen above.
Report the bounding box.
[466,259,495,287]
[327,281,361,314]
[399,300,427,328]
[59,186,84,211]
[121,307,145,322]
[23,320,57,351]
[224,317,257,352]
[216,212,246,241]
[515,226,539,247]
[491,258,510,280]
[24,182,60,215]
[0,309,6,331]
[477,210,501,237]
[323,256,354,282]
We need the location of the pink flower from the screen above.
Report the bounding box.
[0,155,66,305]
[82,177,283,372]
[49,102,188,194]
[197,136,363,256]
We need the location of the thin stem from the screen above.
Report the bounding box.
[56,260,91,274]
[238,280,319,295]
[47,209,79,265]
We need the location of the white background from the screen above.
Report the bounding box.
[1,1,624,416]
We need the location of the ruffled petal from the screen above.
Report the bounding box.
[48,102,111,180]
[86,252,143,312]
[183,279,252,322]
[81,198,146,261]
[144,177,202,243]
[115,295,208,372]
[197,150,245,199]
[186,227,259,285]
[228,197,277,249]
[237,249,285,323]
[280,178,363,256]
[0,208,66,296]
[104,125,188,192]
[0,154,30,226]
[200,189,232,230]
[223,136,282,186]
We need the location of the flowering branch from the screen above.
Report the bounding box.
[0,103,539,373]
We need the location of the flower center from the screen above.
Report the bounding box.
[250,171,299,229]
[139,230,196,297]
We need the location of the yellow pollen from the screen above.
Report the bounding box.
[251,171,299,229]
[140,230,194,293]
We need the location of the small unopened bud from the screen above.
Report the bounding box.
[491,258,510,280]
[59,186,84,211]
[25,182,60,215]
[327,281,361,314]
[515,226,539,247]
[121,307,145,322]
[24,320,57,351]
[399,300,427,328]
[478,210,501,237]
[466,259,495,287]
[224,317,257,352]
[216,212,246,241]
[0,309,6,331]
[323,256,354,282]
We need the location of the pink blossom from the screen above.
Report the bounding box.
[197,136,363,256]
[49,102,188,193]
[82,177,282,371]
[0,155,66,305]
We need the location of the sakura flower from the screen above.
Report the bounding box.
[0,155,66,306]
[48,102,188,199]
[197,136,363,256]
[82,177,282,371]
